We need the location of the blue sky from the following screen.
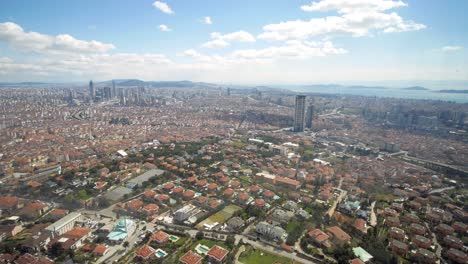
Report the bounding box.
[0,0,467,86]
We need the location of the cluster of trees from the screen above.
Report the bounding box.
[109,117,131,125]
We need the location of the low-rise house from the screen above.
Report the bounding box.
[385,216,400,227]
[307,229,331,248]
[92,244,109,256]
[443,235,463,249]
[19,201,48,220]
[452,221,467,233]
[49,209,69,220]
[296,209,311,219]
[353,219,367,235]
[270,209,293,226]
[136,245,156,261]
[326,226,351,244]
[255,221,287,242]
[409,223,426,236]
[226,217,245,232]
[283,201,298,212]
[447,248,467,264]
[384,208,398,217]
[48,227,91,250]
[389,227,405,240]
[207,245,229,264]
[0,196,22,215]
[142,203,159,217]
[408,200,422,211]
[0,225,24,239]
[435,223,454,236]
[14,253,53,264]
[415,248,437,264]
[179,250,202,264]
[401,213,419,223]
[151,230,169,244]
[389,239,408,257]
[412,235,431,249]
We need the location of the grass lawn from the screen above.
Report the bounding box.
[239,246,294,264]
[196,204,242,229]
[192,239,230,251]
[286,220,301,233]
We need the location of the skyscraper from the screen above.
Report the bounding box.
[293,95,306,132]
[112,80,116,98]
[89,80,95,102]
[306,104,314,129]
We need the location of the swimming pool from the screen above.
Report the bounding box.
[169,235,179,242]
[195,244,210,255]
[155,248,168,258]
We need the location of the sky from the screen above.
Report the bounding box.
[0,0,467,86]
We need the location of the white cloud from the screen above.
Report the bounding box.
[201,30,255,48]
[159,24,172,32]
[301,0,407,13]
[201,39,230,48]
[181,49,202,58]
[0,57,13,63]
[259,10,425,41]
[204,16,213,25]
[0,22,115,54]
[230,40,347,60]
[441,46,463,52]
[260,0,424,41]
[152,1,174,14]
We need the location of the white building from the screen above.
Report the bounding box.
[45,212,83,238]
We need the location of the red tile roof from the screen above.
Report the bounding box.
[151,230,169,243]
[179,250,202,264]
[136,245,156,259]
[64,227,91,239]
[326,226,351,242]
[155,194,170,201]
[207,245,229,262]
[183,190,196,198]
[223,188,234,196]
[92,244,108,255]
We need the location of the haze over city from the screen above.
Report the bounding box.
[0,0,467,86]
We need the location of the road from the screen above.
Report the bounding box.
[96,221,146,264]
[369,201,377,227]
[327,189,347,218]
[161,224,316,264]
[428,186,455,194]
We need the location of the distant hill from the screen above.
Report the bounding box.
[402,86,428,90]
[97,79,218,88]
[438,89,468,94]
[0,82,48,86]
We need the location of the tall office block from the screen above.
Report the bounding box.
[293,95,306,132]
[89,80,95,102]
[306,104,314,129]
[112,80,116,98]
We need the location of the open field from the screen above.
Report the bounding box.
[196,204,242,229]
[239,246,295,264]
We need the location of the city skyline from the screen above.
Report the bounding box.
[0,0,467,85]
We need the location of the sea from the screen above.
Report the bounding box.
[289,86,468,104]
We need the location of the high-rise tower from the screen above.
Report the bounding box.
[306,104,314,129]
[112,80,116,98]
[293,95,306,132]
[89,80,95,102]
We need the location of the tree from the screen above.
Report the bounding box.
[332,244,354,264]
[195,231,204,240]
[123,241,129,248]
[226,235,235,247]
